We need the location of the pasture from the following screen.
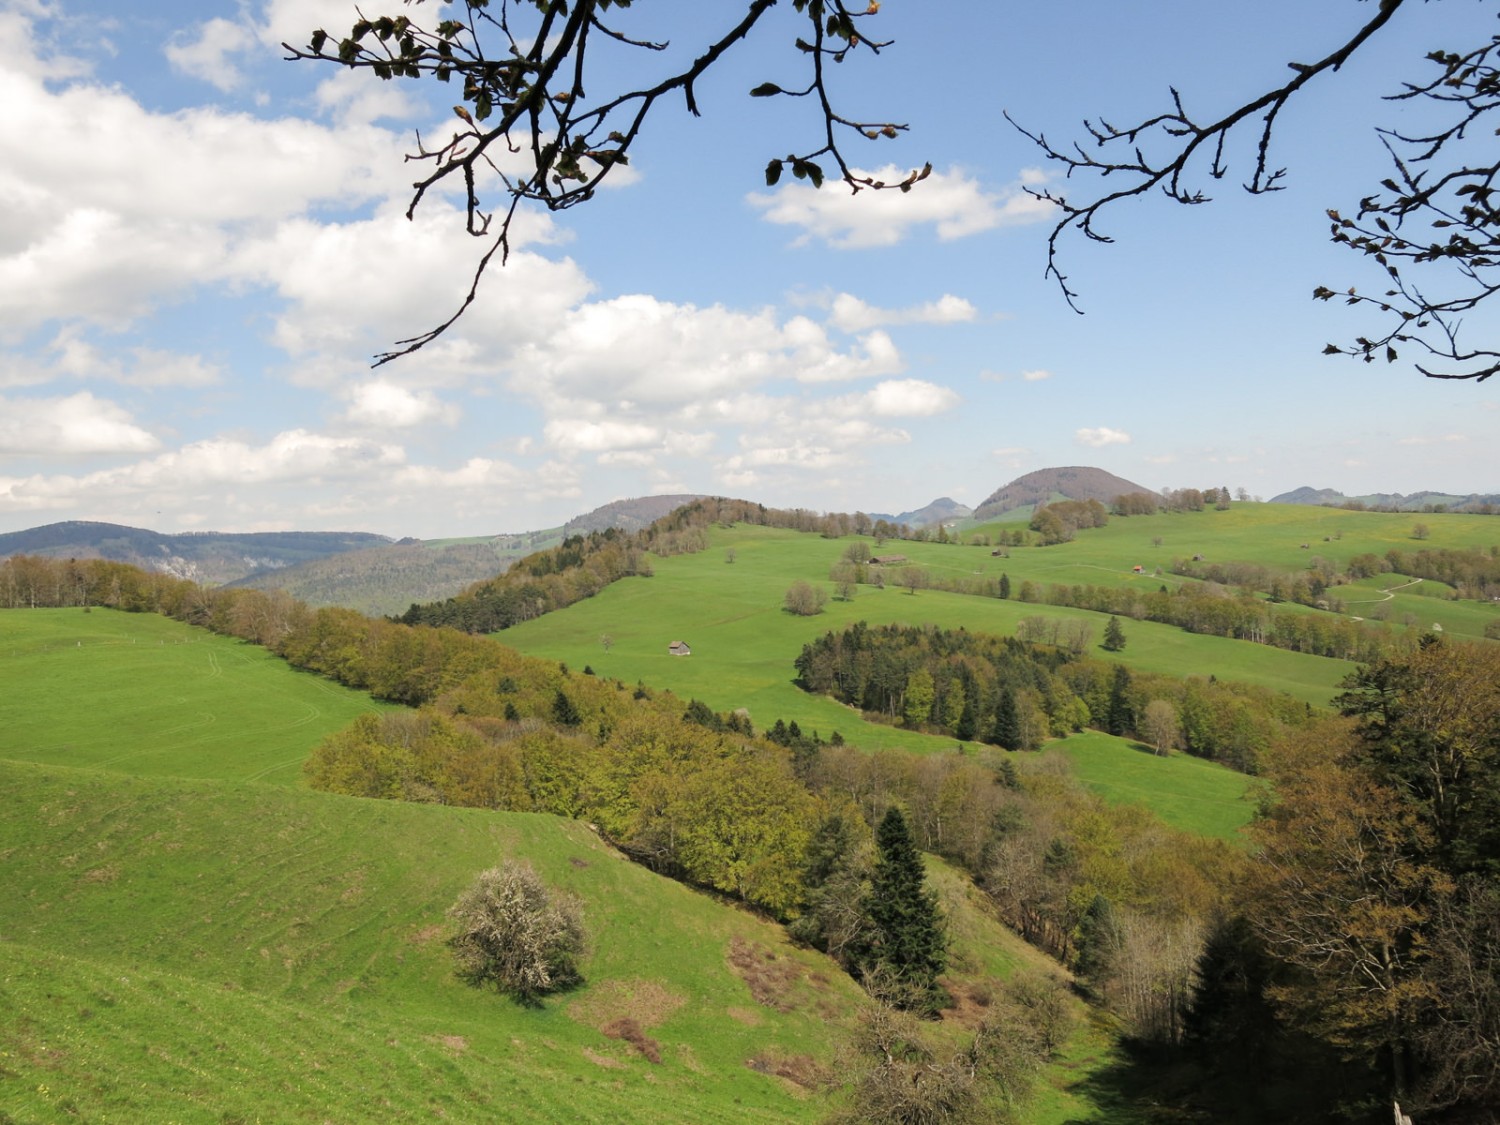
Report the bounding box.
[500,522,1357,755]
[0,608,390,784]
[0,760,860,1123]
[1055,731,1261,843]
[0,609,1135,1123]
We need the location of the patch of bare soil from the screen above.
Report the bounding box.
[725,1005,763,1027]
[746,1050,828,1096]
[569,978,685,1031]
[726,937,816,1013]
[600,1017,662,1064]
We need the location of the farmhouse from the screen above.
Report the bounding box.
[870,554,909,565]
[668,640,692,656]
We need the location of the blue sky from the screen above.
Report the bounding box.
[1,0,1497,538]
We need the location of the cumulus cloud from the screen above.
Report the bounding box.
[1022,369,1053,382]
[0,391,159,454]
[344,381,459,429]
[1076,426,1131,448]
[837,379,959,419]
[828,292,977,333]
[166,18,256,91]
[748,166,1056,249]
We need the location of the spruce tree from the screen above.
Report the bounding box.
[998,572,1011,600]
[1102,614,1127,651]
[1106,664,1134,737]
[991,686,1020,750]
[854,807,947,1011]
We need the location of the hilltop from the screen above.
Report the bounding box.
[867,496,974,529]
[973,466,1157,521]
[564,494,709,535]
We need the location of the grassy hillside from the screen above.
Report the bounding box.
[499,523,1355,742]
[0,761,862,1123]
[1,609,1139,1123]
[0,608,391,785]
[1055,732,1260,842]
[972,502,1500,639]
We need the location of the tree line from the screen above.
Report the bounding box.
[794,621,1314,772]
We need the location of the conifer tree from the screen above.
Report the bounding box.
[1106,664,1135,737]
[853,807,947,1012]
[991,687,1020,750]
[1102,614,1127,651]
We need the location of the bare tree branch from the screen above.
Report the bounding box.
[284,0,924,366]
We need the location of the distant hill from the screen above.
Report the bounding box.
[563,494,707,535]
[973,467,1157,521]
[233,497,711,614]
[228,538,557,617]
[1270,486,1500,513]
[867,497,973,529]
[0,520,390,585]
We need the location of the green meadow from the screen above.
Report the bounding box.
[0,608,391,785]
[10,505,1493,1121]
[500,522,1357,750]
[0,608,1136,1123]
[1054,732,1261,842]
[0,760,864,1123]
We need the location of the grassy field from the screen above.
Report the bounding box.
[1,609,1142,1123]
[1054,732,1261,843]
[500,523,1358,758]
[0,760,863,1123]
[0,608,392,785]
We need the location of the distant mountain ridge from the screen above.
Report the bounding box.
[0,521,390,585]
[866,497,973,529]
[1270,486,1500,513]
[973,467,1157,521]
[563,494,708,535]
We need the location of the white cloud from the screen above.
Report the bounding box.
[0,35,424,339]
[27,330,225,388]
[748,166,1056,249]
[1022,369,1053,382]
[166,18,256,92]
[544,418,662,454]
[828,292,977,333]
[344,381,458,429]
[1076,426,1131,448]
[0,391,159,454]
[851,379,959,418]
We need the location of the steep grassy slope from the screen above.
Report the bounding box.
[0,608,391,784]
[1056,733,1261,842]
[0,761,861,1123]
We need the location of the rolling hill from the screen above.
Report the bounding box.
[972,467,1157,521]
